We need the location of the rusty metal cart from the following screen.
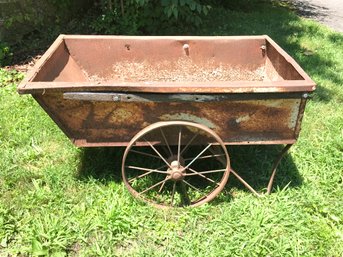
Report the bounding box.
[18,35,315,207]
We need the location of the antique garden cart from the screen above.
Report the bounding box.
[18,35,315,207]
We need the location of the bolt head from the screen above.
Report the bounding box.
[171,160,179,168]
[302,93,309,99]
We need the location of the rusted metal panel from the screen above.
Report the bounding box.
[63,36,266,78]
[19,80,315,95]
[18,35,315,147]
[265,40,304,81]
[34,92,303,146]
[18,35,316,95]
[33,41,87,82]
[72,139,297,147]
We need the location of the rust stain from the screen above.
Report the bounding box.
[24,36,314,147]
[36,92,303,146]
[236,115,250,123]
[159,113,215,129]
[19,35,316,95]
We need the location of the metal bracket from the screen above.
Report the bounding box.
[63,92,304,103]
[63,92,232,102]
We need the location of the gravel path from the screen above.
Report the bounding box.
[287,0,343,32]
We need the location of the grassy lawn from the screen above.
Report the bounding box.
[1,2,342,256]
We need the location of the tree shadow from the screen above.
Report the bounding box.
[282,0,330,21]
[194,2,343,103]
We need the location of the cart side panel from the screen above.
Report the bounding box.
[32,41,87,83]
[64,37,267,79]
[33,92,303,146]
[265,41,304,81]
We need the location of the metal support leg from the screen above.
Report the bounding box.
[266,144,293,194]
[210,144,293,196]
[229,168,261,197]
[228,144,293,196]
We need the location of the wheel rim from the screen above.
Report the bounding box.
[122,121,230,208]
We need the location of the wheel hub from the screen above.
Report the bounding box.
[168,160,185,181]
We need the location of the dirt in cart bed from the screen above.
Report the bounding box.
[85,58,267,82]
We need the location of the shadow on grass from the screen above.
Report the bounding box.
[77,144,302,206]
[77,147,125,183]
[229,145,302,190]
[210,145,302,206]
[281,0,330,21]
[195,3,343,103]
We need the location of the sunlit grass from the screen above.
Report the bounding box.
[1,2,342,256]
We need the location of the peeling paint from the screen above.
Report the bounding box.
[38,92,305,146]
[288,100,301,129]
[236,115,250,123]
[159,113,215,129]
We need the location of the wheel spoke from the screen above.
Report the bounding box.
[185,168,227,176]
[160,128,173,157]
[208,147,227,164]
[180,134,198,155]
[187,167,221,186]
[182,143,213,171]
[183,180,201,192]
[126,165,167,174]
[184,154,225,162]
[128,164,167,183]
[139,178,170,195]
[170,182,176,206]
[144,138,173,169]
[177,126,182,165]
[130,149,161,159]
[158,178,167,193]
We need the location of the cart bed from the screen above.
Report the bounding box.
[18,35,315,147]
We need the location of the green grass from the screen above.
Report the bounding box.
[1,2,343,256]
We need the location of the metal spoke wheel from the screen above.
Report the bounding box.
[122,121,230,207]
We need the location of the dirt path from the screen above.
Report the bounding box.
[287,0,343,32]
